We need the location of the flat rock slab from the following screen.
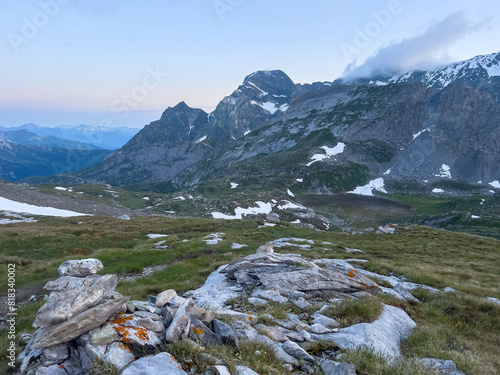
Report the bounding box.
[311,304,416,359]
[58,259,104,277]
[121,352,187,375]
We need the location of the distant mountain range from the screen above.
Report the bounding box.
[26,52,500,197]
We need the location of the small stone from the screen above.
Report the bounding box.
[188,305,215,326]
[282,364,294,372]
[312,313,340,328]
[125,301,136,313]
[299,330,313,342]
[321,360,356,375]
[156,289,177,308]
[91,325,118,346]
[282,340,314,362]
[248,297,268,305]
[103,342,135,371]
[295,323,309,332]
[252,289,289,303]
[58,259,104,277]
[213,319,240,347]
[40,343,69,366]
[19,333,33,345]
[189,319,223,346]
[148,295,157,305]
[293,297,312,309]
[213,365,231,375]
[309,323,331,334]
[235,365,260,375]
[394,284,419,303]
[256,242,274,254]
[419,358,465,375]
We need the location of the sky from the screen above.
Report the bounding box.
[0,0,499,128]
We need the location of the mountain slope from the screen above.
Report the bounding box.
[0,129,103,150]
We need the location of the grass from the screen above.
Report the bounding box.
[322,297,383,327]
[0,216,499,374]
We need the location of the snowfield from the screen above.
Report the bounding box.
[0,196,89,217]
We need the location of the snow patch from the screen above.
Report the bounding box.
[212,201,273,220]
[412,128,430,140]
[296,178,303,183]
[489,180,500,189]
[194,135,207,144]
[244,130,251,136]
[231,243,248,249]
[471,215,480,219]
[286,188,295,197]
[383,168,392,175]
[276,201,306,210]
[349,178,387,196]
[434,164,452,179]
[0,197,89,217]
[204,233,224,245]
[147,234,168,239]
[230,182,239,189]
[432,188,444,193]
[307,143,345,166]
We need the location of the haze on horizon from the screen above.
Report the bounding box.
[0,0,498,129]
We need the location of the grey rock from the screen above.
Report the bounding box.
[255,324,289,342]
[312,304,416,359]
[31,296,128,350]
[41,343,69,366]
[125,301,136,313]
[282,340,314,362]
[312,313,340,328]
[117,215,130,220]
[309,323,331,334]
[19,333,33,345]
[444,287,456,293]
[248,297,268,305]
[256,242,275,254]
[135,317,165,333]
[394,283,419,303]
[61,346,85,375]
[20,346,42,373]
[167,295,187,309]
[486,296,500,305]
[58,259,103,277]
[90,324,118,346]
[252,289,289,303]
[300,364,315,374]
[321,360,356,375]
[215,309,258,324]
[35,364,69,375]
[130,300,156,313]
[213,319,240,347]
[189,319,223,346]
[293,296,312,309]
[235,365,260,375]
[134,310,162,321]
[419,358,466,375]
[34,274,118,327]
[188,305,215,326]
[147,295,157,305]
[272,325,305,342]
[213,365,231,375]
[266,213,280,222]
[121,352,187,375]
[299,330,313,342]
[110,314,162,346]
[155,289,177,308]
[165,298,193,343]
[102,341,135,371]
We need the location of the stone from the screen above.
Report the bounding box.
[255,324,289,342]
[419,358,466,375]
[213,365,231,375]
[57,259,104,277]
[394,283,419,303]
[155,289,177,308]
[121,352,187,375]
[19,333,33,345]
[134,310,162,321]
[486,296,500,305]
[40,343,69,366]
[256,242,275,254]
[312,313,340,328]
[282,340,314,362]
[299,330,313,342]
[35,364,69,375]
[131,300,157,313]
[34,274,118,327]
[135,317,165,333]
[148,295,157,305]
[321,360,357,375]
[31,297,128,350]
[301,364,315,374]
[215,309,258,324]
[309,323,331,334]
[213,319,240,347]
[125,301,136,313]
[252,289,289,303]
[311,304,416,359]
[61,346,85,375]
[110,314,162,346]
[444,287,456,293]
[102,342,135,371]
[235,365,260,375]
[293,296,312,309]
[188,305,215,326]
[189,319,223,346]
[165,298,193,343]
[90,324,118,346]
[167,295,187,309]
[248,297,268,305]
[266,213,280,222]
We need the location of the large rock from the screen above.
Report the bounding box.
[165,299,193,343]
[34,274,118,327]
[90,324,118,346]
[213,319,240,347]
[102,342,135,371]
[156,289,177,308]
[235,365,260,375]
[58,259,104,277]
[110,314,162,346]
[311,304,416,359]
[282,340,314,362]
[31,296,128,349]
[320,360,356,375]
[121,352,187,375]
[189,319,223,346]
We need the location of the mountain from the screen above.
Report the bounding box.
[0,141,111,182]
[0,124,140,150]
[44,52,500,196]
[0,129,103,150]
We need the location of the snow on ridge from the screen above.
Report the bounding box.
[194,135,207,144]
[246,82,269,96]
[286,188,295,197]
[211,199,306,220]
[0,196,89,217]
[432,188,444,193]
[489,180,500,189]
[244,130,251,136]
[307,143,345,166]
[383,168,392,175]
[434,164,452,179]
[412,128,430,140]
[349,178,387,196]
[230,182,239,189]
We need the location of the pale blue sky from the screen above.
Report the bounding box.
[0,0,498,128]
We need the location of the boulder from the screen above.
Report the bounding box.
[40,343,69,366]
[156,289,177,308]
[188,305,215,326]
[121,352,187,375]
[309,323,331,334]
[213,365,231,375]
[31,296,128,349]
[58,259,104,277]
[189,319,223,346]
[213,319,240,347]
[110,314,162,346]
[90,324,118,346]
[34,274,118,327]
[282,340,314,362]
[419,358,466,375]
[312,313,340,328]
[102,342,135,371]
[320,360,357,375]
[165,299,193,343]
[251,289,289,303]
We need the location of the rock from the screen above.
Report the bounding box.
[40,343,69,366]
[419,358,466,375]
[301,364,315,374]
[394,283,419,303]
[90,324,118,346]
[320,360,357,375]
[58,259,104,277]
[156,289,177,308]
[215,309,258,324]
[266,213,280,222]
[444,287,456,293]
[165,299,193,343]
[311,304,416,359]
[248,297,268,305]
[213,365,231,375]
[121,352,187,375]
[35,364,69,375]
[19,333,33,345]
[292,296,312,309]
[167,295,187,309]
[31,296,128,350]
[256,242,275,254]
[117,215,130,220]
[148,295,157,305]
[486,296,500,305]
[111,314,162,346]
[299,330,313,342]
[61,346,85,375]
[255,324,289,342]
[235,365,260,375]
[252,289,289,303]
[213,319,240,347]
[312,313,340,328]
[130,300,157,313]
[188,305,215,326]
[125,301,136,313]
[134,310,163,321]
[309,323,331,334]
[134,317,165,333]
[189,319,223,346]
[282,340,314,362]
[20,346,42,373]
[102,342,135,371]
[34,274,118,327]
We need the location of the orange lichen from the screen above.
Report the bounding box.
[111,315,133,325]
[192,326,205,335]
[248,316,253,321]
[118,342,132,353]
[347,270,356,278]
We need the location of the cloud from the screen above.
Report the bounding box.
[342,11,490,80]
